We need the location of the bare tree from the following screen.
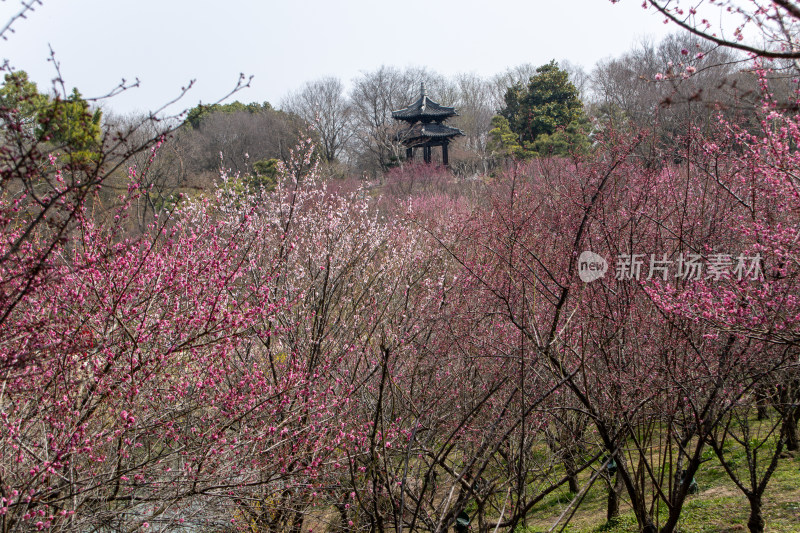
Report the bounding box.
[559,60,591,101]
[451,73,495,173]
[490,64,539,112]
[590,38,664,127]
[101,111,190,231]
[588,34,744,153]
[349,66,407,172]
[282,76,353,164]
[177,107,305,180]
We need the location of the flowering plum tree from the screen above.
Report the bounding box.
[637,69,800,532]
[637,0,800,60]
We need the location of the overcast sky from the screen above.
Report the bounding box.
[0,0,676,116]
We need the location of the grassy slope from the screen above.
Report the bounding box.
[519,451,800,532]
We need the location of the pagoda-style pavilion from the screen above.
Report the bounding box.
[392,83,464,166]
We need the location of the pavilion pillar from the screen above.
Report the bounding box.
[423,146,431,164]
[442,142,449,167]
[406,147,413,160]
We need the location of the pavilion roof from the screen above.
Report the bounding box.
[392,83,458,122]
[397,122,464,145]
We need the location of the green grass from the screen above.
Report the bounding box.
[518,451,800,532]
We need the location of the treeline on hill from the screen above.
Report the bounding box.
[1,32,777,233]
[3,9,800,533]
[111,32,795,224]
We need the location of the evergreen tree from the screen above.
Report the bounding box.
[37,88,102,152]
[497,60,589,157]
[2,72,102,165]
[487,115,524,159]
[0,71,49,134]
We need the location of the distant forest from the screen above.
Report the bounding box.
[90,32,779,207]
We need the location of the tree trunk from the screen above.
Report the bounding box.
[568,473,579,495]
[784,410,799,452]
[564,454,579,494]
[755,387,770,420]
[607,447,652,532]
[606,473,621,521]
[747,494,765,533]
